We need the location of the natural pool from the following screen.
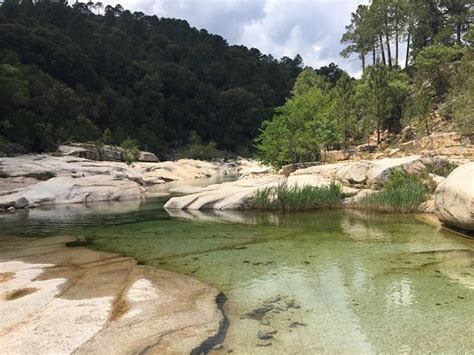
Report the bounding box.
[1,198,473,354]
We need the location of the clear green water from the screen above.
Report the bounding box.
[1,199,473,353]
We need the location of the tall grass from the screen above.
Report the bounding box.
[357,169,428,213]
[251,182,343,212]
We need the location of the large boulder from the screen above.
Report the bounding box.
[58,144,124,161]
[292,156,425,188]
[0,175,145,209]
[58,143,159,163]
[137,151,159,162]
[164,174,332,210]
[434,163,474,230]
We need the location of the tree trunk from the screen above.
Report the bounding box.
[385,33,392,69]
[384,15,392,68]
[457,24,462,44]
[373,49,376,65]
[379,35,386,66]
[395,30,399,67]
[361,54,366,72]
[395,8,399,67]
[377,119,381,145]
[405,33,411,68]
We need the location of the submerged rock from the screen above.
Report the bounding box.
[434,162,474,231]
[0,236,223,354]
[257,330,274,340]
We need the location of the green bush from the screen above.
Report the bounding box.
[24,171,56,180]
[120,138,140,165]
[251,182,343,212]
[358,169,428,213]
[178,131,224,160]
[424,160,458,178]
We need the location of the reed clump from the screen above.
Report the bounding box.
[357,169,428,213]
[251,182,343,212]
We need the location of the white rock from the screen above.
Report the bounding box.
[434,162,474,230]
[429,173,446,185]
[137,151,159,162]
[0,175,145,209]
[292,156,425,187]
[164,175,332,210]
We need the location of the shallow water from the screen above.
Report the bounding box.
[1,198,473,353]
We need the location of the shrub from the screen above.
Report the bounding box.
[0,169,9,178]
[177,131,233,161]
[251,182,343,212]
[24,171,56,180]
[358,169,428,213]
[424,160,458,178]
[120,139,139,165]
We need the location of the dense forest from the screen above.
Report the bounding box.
[0,0,472,165]
[0,0,305,157]
[257,0,473,167]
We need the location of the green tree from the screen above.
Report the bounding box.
[340,4,375,71]
[440,0,472,44]
[332,73,356,148]
[256,88,337,168]
[292,68,331,95]
[365,65,392,145]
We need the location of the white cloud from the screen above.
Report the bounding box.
[100,0,369,75]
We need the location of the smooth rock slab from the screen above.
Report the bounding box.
[0,175,145,209]
[0,236,223,354]
[292,155,425,187]
[165,175,332,210]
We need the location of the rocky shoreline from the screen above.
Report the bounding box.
[164,156,474,232]
[0,154,260,210]
[0,235,225,354]
[1,152,472,231]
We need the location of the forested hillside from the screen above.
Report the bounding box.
[0,0,303,157]
[257,0,473,167]
[1,0,472,164]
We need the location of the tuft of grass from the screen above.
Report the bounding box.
[251,182,343,212]
[424,160,458,178]
[24,171,56,181]
[0,169,9,178]
[357,169,428,213]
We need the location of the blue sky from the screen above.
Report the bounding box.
[102,0,369,75]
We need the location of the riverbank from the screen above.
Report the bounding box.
[2,153,472,232]
[0,235,224,354]
[164,156,474,232]
[0,154,261,210]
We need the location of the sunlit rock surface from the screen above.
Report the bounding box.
[0,175,145,209]
[434,162,474,230]
[164,156,436,211]
[0,236,222,354]
[0,154,246,209]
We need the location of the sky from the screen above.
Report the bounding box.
[101,0,369,76]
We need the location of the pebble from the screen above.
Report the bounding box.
[289,321,306,328]
[257,330,274,340]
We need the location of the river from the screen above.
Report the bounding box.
[0,181,473,353]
